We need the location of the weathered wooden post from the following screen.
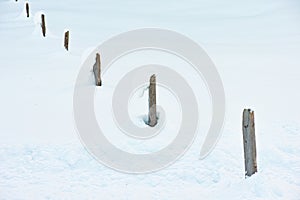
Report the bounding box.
[64,31,69,51]
[242,109,257,177]
[26,2,29,18]
[148,74,157,127]
[93,53,102,86]
[41,14,46,37]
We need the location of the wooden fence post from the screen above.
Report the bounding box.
[26,3,29,18]
[93,53,102,86]
[64,31,69,51]
[41,14,46,37]
[148,74,157,127]
[242,109,257,177]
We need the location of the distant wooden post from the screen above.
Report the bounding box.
[242,109,257,177]
[64,31,69,51]
[26,3,29,18]
[148,74,157,127]
[41,14,46,37]
[93,53,102,86]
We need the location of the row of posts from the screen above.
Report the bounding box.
[18,0,258,179]
[93,53,258,178]
[20,2,70,51]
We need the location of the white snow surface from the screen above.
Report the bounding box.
[0,0,300,199]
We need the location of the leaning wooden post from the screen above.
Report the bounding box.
[26,3,29,18]
[64,31,69,51]
[41,14,46,37]
[242,109,257,177]
[93,53,102,86]
[148,74,157,127]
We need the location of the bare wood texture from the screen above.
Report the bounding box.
[93,53,101,86]
[148,74,157,127]
[242,109,257,177]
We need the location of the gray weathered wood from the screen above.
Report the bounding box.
[26,3,29,18]
[148,74,157,127]
[64,31,69,51]
[41,14,46,37]
[242,109,257,177]
[93,53,102,86]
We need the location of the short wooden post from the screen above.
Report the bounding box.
[93,53,102,86]
[242,109,257,177]
[148,74,157,127]
[41,14,46,37]
[26,3,29,18]
[64,31,69,51]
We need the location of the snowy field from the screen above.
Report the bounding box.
[0,0,300,199]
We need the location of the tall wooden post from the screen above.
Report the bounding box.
[93,53,102,86]
[242,109,257,177]
[148,74,157,127]
[26,3,29,18]
[64,31,69,51]
[41,14,46,37]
